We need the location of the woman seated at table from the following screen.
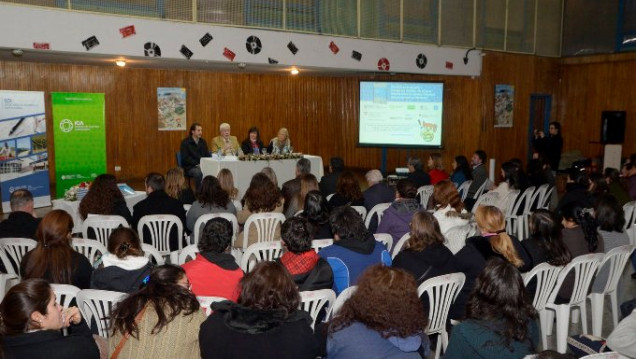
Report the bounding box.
[432,180,470,235]
[377,179,420,243]
[21,210,93,289]
[240,126,266,155]
[186,175,237,233]
[284,173,319,218]
[268,127,292,154]
[235,173,284,249]
[165,167,195,205]
[0,279,100,359]
[78,173,132,224]
[300,190,332,239]
[91,227,154,293]
[218,168,239,202]
[327,171,365,209]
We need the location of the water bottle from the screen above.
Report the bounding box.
[253,147,260,155]
[217,149,222,159]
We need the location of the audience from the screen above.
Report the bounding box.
[284,173,319,218]
[185,175,237,233]
[199,262,318,359]
[556,168,593,213]
[0,279,99,359]
[489,161,524,213]
[377,179,420,243]
[278,217,333,291]
[91,227,153,293]
[327,171,364,209]
[281,158,311,215]
[218,168,239,202]
[327,265,430,359]
[588,172,609,202]
[444,258,539,359]
[624,161,636,200]
[406,157,431,188]
[109,265,206,358]
[267,127,291,154]
[319,206,391,294]
[78,173,132,224]
[521,209,572,270]
[299,190,332,239]
[362,169,394,213]
[604,167,629,205]
[431,180,469,235]
[0,188,41,239]
[466,149,488,200]
[320,157,344,196]
[427,153,449,185]
[165,167,195,205]
[182,218,242,299]
[260,166,279,188]
[21,210,93,289]
[240,126,265,155]
[450,155,473,187]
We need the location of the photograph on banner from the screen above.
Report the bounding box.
[0,90,51,212]
[51,92,106,198]
[157,87,186,131]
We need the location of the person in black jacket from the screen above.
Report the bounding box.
[240,126,266,155]
[0,188,41,239]
[278,217,333,291]
[0,279,100,359]
[180,122,210,190]
[533,121,563,173]
[319,157,344,197]
[406,157,431,188]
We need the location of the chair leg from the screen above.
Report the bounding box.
[571,308,579,323]
[579,302,588,334]
[589,293,604,337]
[434,332,442,359]
[546,309,555,335]
[610,291,619,329]
[555,305,571,354]
[539,309,549,350]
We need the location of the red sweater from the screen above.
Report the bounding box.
[429,169,449,185]
[182,254,243,301]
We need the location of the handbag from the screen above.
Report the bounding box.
[109,305,148,359]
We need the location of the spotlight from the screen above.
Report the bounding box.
[290,67,299,75]
[115,60,126,67]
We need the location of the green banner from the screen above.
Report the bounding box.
[51,92,106,197]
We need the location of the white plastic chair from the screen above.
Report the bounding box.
[417,185,434,207]
[300,289,336,329]
[579,352,622,359]
[233,199,242,212]
[506,186,534,240]
[392,233,410,259]
[522,262,563,350]
[326,285,357,320]
[589,245,635,336]
[197,295,229,316]
[311,238,333,253]
[183,204,192,213]
[623,201,636,245]
[540,185,555,210]
[240,241,284,273]
[545,253,604,353]
[417,273,466,359]
[0,237,36,276]
[137,214,184,255]
[351,205,367,220]
[443,225,472,254]
[51,284,81,309]
[192,213,239,246]
[72,238,107,266]
[241,212,285,250]
[471,191,500,214]
[364,202,391,229]
[82,215,129,247]
[141,243,165,265]
[457,180,472,201]
[374,233,393,252]
[326,193,335,201]
[177,244,200,265]
[76,289,127,338]
[472,178,492,200]
[0,273,18,302]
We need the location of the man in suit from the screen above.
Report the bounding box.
[132,173,187,251]
[281,158,311,216]
[0,189,40,239]
[210,122,241,156]
[465,150,488,210]
[363,169,395,233]
[319,157,344,196]
[180,122,209,190]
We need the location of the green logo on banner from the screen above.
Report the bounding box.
[51,93,106,198]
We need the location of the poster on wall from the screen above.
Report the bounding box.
[51,92,106,198]
[157,87,186,131]
[494,84,514,128]
[0,90,51,212]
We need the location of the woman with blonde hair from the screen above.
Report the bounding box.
[217,168,239,201]
[165,167,195,205]
[432,180,470,235]
[261,167,279,188]
[428,153,449,185]
[268,127,291,154]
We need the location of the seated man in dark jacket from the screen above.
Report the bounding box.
[0,189,41,239]
[278,217,333,291]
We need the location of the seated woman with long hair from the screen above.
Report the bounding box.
[489,161,525,213]
[427,153,449,185]
[300,190,332,239]
[521,209,572,270]
[432,180,470,235]
[199,261,318,359]
[0,279,100,359]
[450,155,473,187]
[218,168,239,202]
[377,179,420,243]
[165,167,195,205]
[327,265,430,359]
[592,194,630,292]
[186,175,237,232]
[327,171,364,209]
[444,258,539,359]
[91,227,154,293]
[109,265,206,359]
[78,173,132,224]
[284,173,319,218]
[20,210,93,289]
[235,172,284,249]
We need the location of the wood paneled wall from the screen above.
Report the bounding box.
[0,52,559,188]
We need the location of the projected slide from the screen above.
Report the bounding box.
[359,81,444,148]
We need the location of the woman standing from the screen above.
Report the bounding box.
[79,173,132,224]
[240,126,265,155]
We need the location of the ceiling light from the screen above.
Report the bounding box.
[290,67,299,75]
[115,60,126,67]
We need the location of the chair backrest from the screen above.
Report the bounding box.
[50,283,81,309]
[141,243,165,265]
[392,233,410,259]
[183,204,192,213]
[473,178,492,199]
[192,212,240,246]
[512,186,535,217]
[326,193,335,201]
[72,238,108,266]
[175,151,183,167]
[351,206,367,220]
[0,273,18,302]
[327,285,357,320]
[300,289,337,330]
[178,244,200,265]
[457,180,473,201]
[76,289,127,337]
[528,184,547,212]
[365,202,391,229]
[82,215,129,247]
[596,245,635,294]
[444,225,472,254]
[417,273,466,335]
[311,238,333,253]
[540,185,555,209]
[137,214,183,255]
[0,237,37,276]
[522,262,562,311]
[417,185,434,207]
[233,199,242,211]
[471,191,500,213]
[197,295,228,316]
[623,201,636,245]
[240,241,284,272]
[373,233,393,252]
[242,212,285,250]
[503,189,521,217]
[548,253,604,305]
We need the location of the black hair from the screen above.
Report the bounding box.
[396,179,417,199]
[475,150,487,163]
[595,194,625,232]
[281,217,313,253]
[145,172,165,191]
[329,206,369,241]
[560,202,599,252]
[198,217,233,253]
[454,155,473,180]
[528,209,572,266]
[330,157,344,172]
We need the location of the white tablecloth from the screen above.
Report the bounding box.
[200,155,324,196]
[52,191,146,234]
